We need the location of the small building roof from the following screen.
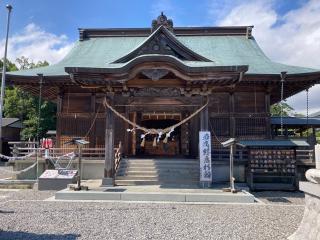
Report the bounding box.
[239,139,309,147]
[46,130,57,135]
[2,118,23,128]
[271,117,320,127]
[309,111,320,118]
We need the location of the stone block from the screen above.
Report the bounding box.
[120,192,186,202]
[288,182,320,240]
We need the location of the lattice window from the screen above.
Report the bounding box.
[235,117,267,138]
[59,117,91,136]
[210,117,230,137]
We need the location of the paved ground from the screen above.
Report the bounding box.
[0,188,305,240]
[0,162,13,180]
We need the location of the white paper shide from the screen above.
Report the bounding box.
[199,131,212,182]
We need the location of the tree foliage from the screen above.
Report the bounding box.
[16,56,49,70]
[2,57,56,140]
[0,58,18,71]
[270,102,294,116]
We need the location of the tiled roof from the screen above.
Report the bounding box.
[7,27,319,77]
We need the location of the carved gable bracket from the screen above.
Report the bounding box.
[141,69,169,81]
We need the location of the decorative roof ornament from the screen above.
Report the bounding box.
[152,12,173,32]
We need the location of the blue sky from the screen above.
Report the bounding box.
[0,0,319,113]
[0,0,308,40]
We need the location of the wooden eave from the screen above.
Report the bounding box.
[242,72,320,104]
[5,74,75,101]
[65,55,248,88]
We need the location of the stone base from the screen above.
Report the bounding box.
[55,188,255,203]
[288,181,320,240]
[101,177,114,187]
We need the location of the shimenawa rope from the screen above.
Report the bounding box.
[103,97,209,136]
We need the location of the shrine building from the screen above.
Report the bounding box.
[6,13,320,189]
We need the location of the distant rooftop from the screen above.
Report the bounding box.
[1,118,23,128]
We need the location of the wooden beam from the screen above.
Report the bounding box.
[200,97,209,131]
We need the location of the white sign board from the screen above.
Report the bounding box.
[39,170,77,179]
[199,131,212,182]
[315,144,320,169]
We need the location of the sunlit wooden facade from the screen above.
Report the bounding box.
[5,13,320,184]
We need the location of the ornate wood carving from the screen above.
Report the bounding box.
[129,87,181,97]
[141,69,169,81]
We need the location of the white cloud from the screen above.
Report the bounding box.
[214,0,320,114]
[0,23,74,65]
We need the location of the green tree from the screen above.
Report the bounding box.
[16,56,49,70]
[0,58,18,71]
[3,57,56,140]
[270,102,294,116]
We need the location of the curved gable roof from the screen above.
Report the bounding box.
[113,26,211,63]
[6,27,320,77]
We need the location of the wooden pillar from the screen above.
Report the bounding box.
[102,94,115,186]
[181,110,189,156]
[200,97,209,131]
[89,93,96,148]
[56,88,63,147]
[189,105,199,158]
[131,112,137,156]
[229,92,235,137]
[123,106,129,156]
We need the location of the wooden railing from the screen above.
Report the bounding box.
[9,141,121,161]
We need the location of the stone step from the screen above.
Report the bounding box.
[117,171,199,176]
[117,167,199,172]
[119,164,199,168]
[115,179,200,186]
[121,159,199,164]
[116,176,200,181]
[116,158,200,186]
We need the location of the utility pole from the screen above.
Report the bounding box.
[0,4,13,153]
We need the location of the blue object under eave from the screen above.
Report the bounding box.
[239,139,310,147]
[271,117,320,126]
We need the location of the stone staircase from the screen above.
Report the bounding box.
[115,158,200,186]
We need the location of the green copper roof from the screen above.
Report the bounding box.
[8,34,319,77]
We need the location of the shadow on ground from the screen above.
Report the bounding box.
[252,191,305,204]
[0,231,80,240]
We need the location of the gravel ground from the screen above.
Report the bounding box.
[0,189,305,240]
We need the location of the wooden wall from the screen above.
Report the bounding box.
[55,89,271,157]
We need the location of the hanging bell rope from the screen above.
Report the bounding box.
[306,88,309,127]
[103,97,209,136]
[280,71,286,136]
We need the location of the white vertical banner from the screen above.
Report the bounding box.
[199,131,212,182]
[315,144,320,170]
